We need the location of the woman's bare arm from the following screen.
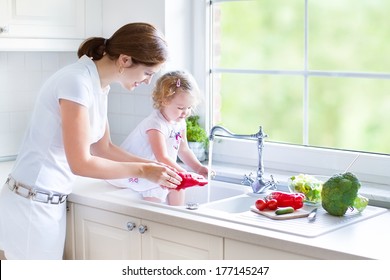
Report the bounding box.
[60,99,181,186]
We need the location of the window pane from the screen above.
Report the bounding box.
[309,77,390,153]
[309,0,390,72]
[211,0,390,155]
[213,0,304,70]
[213,73,303,144]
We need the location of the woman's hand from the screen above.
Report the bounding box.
[143,162,182,189]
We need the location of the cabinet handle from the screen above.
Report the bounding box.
[0,26,9,34]
[138,224,148,234]
[126,222,136,231]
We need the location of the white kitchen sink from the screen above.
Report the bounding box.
[105,178,388,238]
[183,180,250,205]
[105,179,251,205]
[201,195,259,213]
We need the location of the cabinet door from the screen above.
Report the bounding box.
[141,220,223,260]
[0,0,102,43]
[0,0,85,38]
[224,238,314,260]
[74,204,141,260]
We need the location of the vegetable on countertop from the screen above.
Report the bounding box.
[289,174,323,204]
[255,199,267,211]
[266,191,305,210]
[353,194,369,212]
[275,206,295,215]
[255,198,278,211]
[321,172,368,216]
[266,199,278,210]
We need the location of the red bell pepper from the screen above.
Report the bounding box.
[266,191,305,210]
[175,172,208,190]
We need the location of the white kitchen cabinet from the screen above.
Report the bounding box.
[141,219,223,260]
[224,238,315,260]
[0,0,102,51]
[72,204,223,260]
[74,204,141,260]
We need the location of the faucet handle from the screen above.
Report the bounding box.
[252,174,278,194]
[267,175,278,190]
[241,173,254,186]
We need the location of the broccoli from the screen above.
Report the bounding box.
[321,172,365,216]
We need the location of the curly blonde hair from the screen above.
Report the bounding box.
[152,71,202,111]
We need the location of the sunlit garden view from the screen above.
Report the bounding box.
[211,0,390,154]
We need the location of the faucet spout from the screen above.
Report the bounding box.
[209,125,277,193]
[209,125,255,141]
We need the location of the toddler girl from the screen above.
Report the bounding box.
[108,71,209,205]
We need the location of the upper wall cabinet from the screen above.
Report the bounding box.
[0,0,102,51]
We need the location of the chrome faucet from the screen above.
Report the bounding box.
[209,125,277,193]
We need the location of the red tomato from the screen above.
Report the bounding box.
[255,199,267,211]
[266,199,278,210]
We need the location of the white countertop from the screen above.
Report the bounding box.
[1,160,390,259]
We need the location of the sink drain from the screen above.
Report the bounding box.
[186,202,199,210]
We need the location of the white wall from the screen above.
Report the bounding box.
[0,0,203,157]
[102,0,195,72]
[0,52,76,158]
[102,0,203,145]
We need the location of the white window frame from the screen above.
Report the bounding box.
[192,0,390,205]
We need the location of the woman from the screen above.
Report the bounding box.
[0,22,182,260]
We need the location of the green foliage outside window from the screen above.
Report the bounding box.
[211,0,390,154]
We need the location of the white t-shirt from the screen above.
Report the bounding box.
[10,55,109,194]
[122,110,185,161]
[107,110,186,192]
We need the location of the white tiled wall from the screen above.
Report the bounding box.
[0,52,74,158]
[107,81,156,145]
[0,51,156,159]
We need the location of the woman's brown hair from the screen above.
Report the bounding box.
[77,22,168,66]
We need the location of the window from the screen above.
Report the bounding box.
[209,0,390,155]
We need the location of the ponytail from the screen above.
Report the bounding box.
[77,37,106,60]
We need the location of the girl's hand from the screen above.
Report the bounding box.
[197,165,213,179]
